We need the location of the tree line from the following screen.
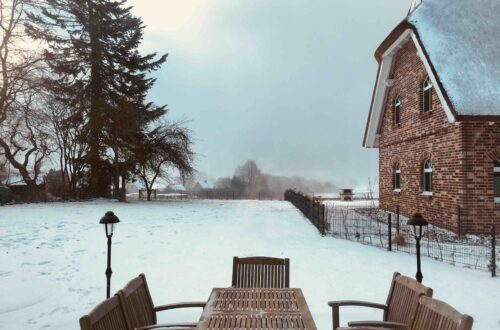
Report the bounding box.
[212,160,337,199]
[0,0,194,200]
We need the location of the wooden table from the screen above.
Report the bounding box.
[196,288,317,330]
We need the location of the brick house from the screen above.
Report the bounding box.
[363,0,500,234]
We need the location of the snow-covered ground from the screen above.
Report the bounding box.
[0,200,499,329]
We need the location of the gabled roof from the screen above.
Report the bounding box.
[363,0,500,148]
[197,180,214,189]
[408,0,500,117]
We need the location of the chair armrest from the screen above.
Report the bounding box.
[135,322,197,330]
[328,300,387,310]
[328,300,387,329]
[154,301,206,312]
[347,321,408,330]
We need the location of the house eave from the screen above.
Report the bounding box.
[363,24,458,148]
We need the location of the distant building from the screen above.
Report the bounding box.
[167,184,186,193]
[192,180,214,193]
[363,0,500,234]
[339,189,353,201]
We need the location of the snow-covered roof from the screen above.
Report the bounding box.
[168,184,186,191]
[407,0,500,116]
[363,0,500,148]
[197,180,214,189]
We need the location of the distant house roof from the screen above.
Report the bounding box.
[197,180,214,189]
[168,184,186,191]
[364,0,500,148]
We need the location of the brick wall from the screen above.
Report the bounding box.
[377,39,500,234]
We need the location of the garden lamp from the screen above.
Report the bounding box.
[100,211,120,298]
[408,213,428,283]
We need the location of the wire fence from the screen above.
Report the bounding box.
[285,189,499,276]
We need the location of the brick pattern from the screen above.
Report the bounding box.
[377,40,500,234]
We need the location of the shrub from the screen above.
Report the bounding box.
[393,232,406,246]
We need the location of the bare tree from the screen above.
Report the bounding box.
[0,0,48,196]
[135,122,194,201]
[45,98,87,199]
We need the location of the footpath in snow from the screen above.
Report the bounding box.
[0,200,499,329]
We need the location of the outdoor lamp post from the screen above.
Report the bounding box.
[407,213,428,283]
[100,211,120,298]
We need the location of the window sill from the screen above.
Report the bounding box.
[393,189,401,193]
[421,191,433,197]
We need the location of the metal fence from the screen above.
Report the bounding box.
[326,205,498,274]
[284,190,327,235]
[285,189,499,276]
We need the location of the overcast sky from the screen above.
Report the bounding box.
[128,0,411,189]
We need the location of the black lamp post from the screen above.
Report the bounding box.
[407,213,428,283]
[100,211,120,298]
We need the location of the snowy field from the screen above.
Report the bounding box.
[0,200,499,330]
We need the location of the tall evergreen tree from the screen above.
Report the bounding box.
[26,0,167,197]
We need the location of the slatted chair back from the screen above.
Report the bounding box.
[116,273,157,329]
[384,273,433,326]
[232,256,290,288]
[80,296,130,330]
[411,296,473,330]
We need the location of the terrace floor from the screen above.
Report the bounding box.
[0,200,499,329]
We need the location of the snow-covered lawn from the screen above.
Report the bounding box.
[0,200,499,329]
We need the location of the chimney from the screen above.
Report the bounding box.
[409,0,422,14]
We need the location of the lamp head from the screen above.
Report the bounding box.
[408,213,428,237]
[99,211,120,237]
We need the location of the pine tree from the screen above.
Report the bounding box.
[26,0,167,197]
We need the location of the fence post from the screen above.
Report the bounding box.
[457,206,462,237]
[321,204,326,235]
[309,197,313,222]
[492,224,496,278]
[388,213,392,252]
[396,205,400,234]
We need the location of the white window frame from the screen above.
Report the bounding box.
[423,77,433,113]
[423,160,432,194]
[495,158,500,203]
[394,164,401,192]
[394,96,401,125]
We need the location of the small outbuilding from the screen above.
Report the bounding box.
[339,189,353,201]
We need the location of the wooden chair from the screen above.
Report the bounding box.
[337,296,473,330]
[410,296,473,330]
[80,295,130,330]
[328,272,433,330]
[116,273,206,330]
[232,256,290,288]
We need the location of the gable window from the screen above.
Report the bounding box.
[393,96,401,125]
[495,158,500,203]
[394,164,401,191]
[422,77,433,113]
[423,160,432,194]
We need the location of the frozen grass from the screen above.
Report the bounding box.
[0,200,499,329]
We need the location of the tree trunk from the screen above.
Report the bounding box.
[87,0,106,198]
[120,175,126,202]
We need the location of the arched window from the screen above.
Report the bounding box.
[495,158,500,202]
[422,77,433,113]
[394,164,401,191]
[393,96,401,125]
[423,160,432,193]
